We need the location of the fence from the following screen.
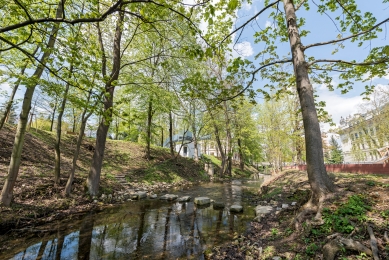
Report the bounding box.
[284,164,389,174]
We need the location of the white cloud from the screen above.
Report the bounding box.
[315,85,364,125]
[265,20,272,28]
[233,41,254,57]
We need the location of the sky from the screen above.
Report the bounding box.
[228,0,389,128]
[1,0,388,130]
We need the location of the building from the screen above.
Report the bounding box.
[339,112,389,163]
[163,131,211,158]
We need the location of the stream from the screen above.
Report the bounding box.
[3,178,264,260]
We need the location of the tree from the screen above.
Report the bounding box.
[0,1,65,206]
[211,0,389,219]
[328,135,344,164]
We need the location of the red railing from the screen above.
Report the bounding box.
[284,164,389,174]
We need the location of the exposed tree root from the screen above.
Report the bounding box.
[367,225,380,260]
[384,231,389,244]
[323,235,372,260]
[293,189,335,231]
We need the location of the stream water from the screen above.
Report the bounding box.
[3,179,264,260]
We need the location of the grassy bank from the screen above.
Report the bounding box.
[210,170,389,259]
[0,125,209,232]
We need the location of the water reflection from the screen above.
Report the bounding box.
[6,179,262,260]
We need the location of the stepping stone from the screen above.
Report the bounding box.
[149,194,157,199]
[213,202,225,209]
[194,197,211,205]
[132,191,147,199]
[230,205,243,213]
[255,205,273,216]
[177,196,191,202]
[160,194,178,201]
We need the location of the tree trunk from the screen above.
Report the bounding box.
[146,99,153,160]
[86,11,123,196]
[50,101,57,132]
[213,123,226,177]
[283,0,334,205]
[0,71,25,130]
[0,1,64,206]
[237,138,244,170]
[161,127,164,147]
[64,111,91,195]
[54,67,71,184]
[169,111,174,156]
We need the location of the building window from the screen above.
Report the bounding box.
[183,146,188,155]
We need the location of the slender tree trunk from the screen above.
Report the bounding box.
[50,101,57,132]
[0,72,25,130]
[54,81,70,184]
[64,112,91,195]
[213,123,226,177]
[161,127,164,147]
[237,138,244,170]
[0,1,64,206]
[283,0,334,205]
[223,102,232,177]
[146,99,153,160]
[86,11,124,196]
[169,111,174,156]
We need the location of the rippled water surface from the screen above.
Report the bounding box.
[4,179,264,259]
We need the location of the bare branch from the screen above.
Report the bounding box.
[14,0,33,21]
[295,0,308,11]
[220,0,281,45]
[308,58,389,67]
[0,26,33,52]
[303,17,389,50]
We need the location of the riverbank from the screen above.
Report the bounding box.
[209,170,389,259]
[0,125,258,234]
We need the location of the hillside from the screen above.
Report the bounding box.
[0,124,209,231]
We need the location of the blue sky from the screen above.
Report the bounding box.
[230,0,389,126]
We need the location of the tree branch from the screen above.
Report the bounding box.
[303,17,389,50]
[295,0,308,11]
[219,58,292,102]
[308,58,389,67]
[0,0,122,33]
[220,0,281,45]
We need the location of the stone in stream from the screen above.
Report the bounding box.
[213,202,225,209]
[149,194,157,199]
[177,196,191,202]
[194,197,211,205]
[132,191,147,200]
[230,205,243,213]
[159,194,178,201]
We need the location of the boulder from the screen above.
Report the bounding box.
[230,205,243,213]
[194,197,211,205]
[177,196,191,202]
[160,194,178,201]
[255,205,273,216]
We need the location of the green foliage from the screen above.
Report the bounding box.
[322,195,370,234]
[328,135,344,164]
[305,242,319,256]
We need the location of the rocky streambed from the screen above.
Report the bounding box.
[2,179,279,260]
